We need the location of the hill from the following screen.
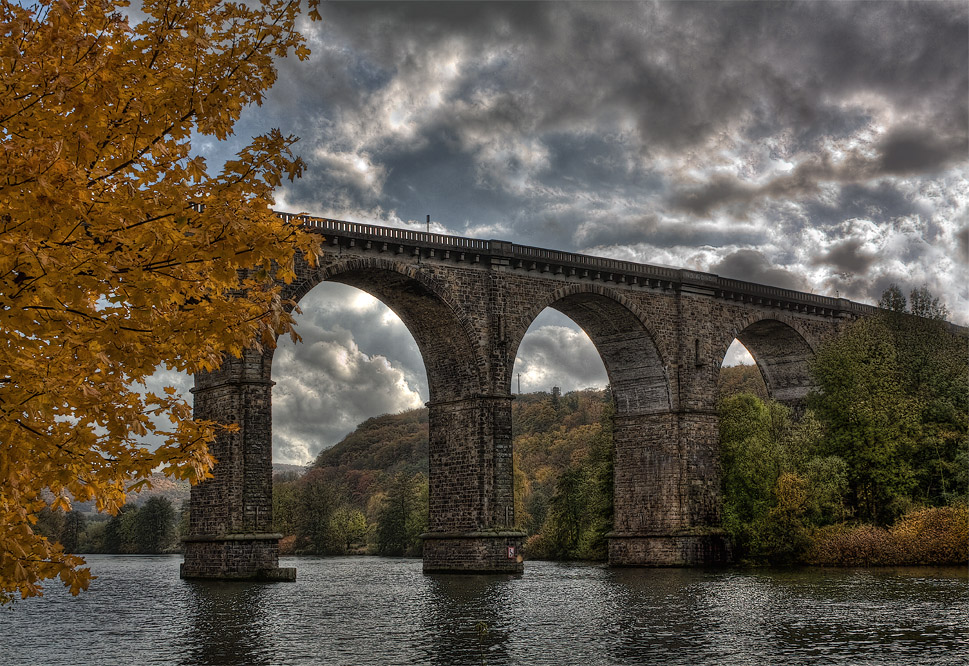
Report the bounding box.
[279,388,614,558]
[314,408,429,477]
[718,363,768,400]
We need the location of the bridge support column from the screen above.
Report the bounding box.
[181,350,295,582]
[608,410,729,566]
[422,395,525,573]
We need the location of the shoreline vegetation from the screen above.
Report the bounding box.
[36,287,967,568]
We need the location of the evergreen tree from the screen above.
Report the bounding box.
[296,471,340,554]
[104,505,138,554]
[60,511,86,554]
[32,507,66,544]
[134,497,176,553]
[375,473,427,556]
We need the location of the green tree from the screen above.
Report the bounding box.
[32,507,66,544]
[296,471,341,554]
[103,505,138,554]
[877,285,967,506]
[176,503,191,545]
[718,392,846,563]
[810,286,967,522]
[273,478,300,538]
[60,511,86,554]
[810,317,920,524]
[375,473,427,557]
[542,466,586,557]
[749,472,813,565]
[719,393,791,536]
[134,497,176,553]
[78,519,107,554]
[329,506,369,553]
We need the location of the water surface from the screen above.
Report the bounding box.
[2,556,966,665]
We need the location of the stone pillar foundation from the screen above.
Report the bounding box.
[181,533,296,581]
[422,531,526,573]
[608,531,730,566]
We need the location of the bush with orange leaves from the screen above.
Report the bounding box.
[890,506,968,565]
[808,506,968,566]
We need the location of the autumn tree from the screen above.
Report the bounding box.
[1,0,321,602]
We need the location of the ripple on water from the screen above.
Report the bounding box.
[1,556,966,666]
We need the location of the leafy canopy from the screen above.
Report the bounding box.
[1,0,320,602]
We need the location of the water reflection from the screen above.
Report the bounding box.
[178,581,272,666]
[601,567,718,664]
[420,573,515,666]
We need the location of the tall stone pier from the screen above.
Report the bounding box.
[181,350,295,581]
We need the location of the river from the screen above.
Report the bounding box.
[1,555,966,665]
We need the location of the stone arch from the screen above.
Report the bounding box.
[717,314,818,406]
[508,283,671,415]
[281,255,483,401]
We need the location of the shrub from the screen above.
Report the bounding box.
[891,506,968,565]
[807,505,968,566]
[808,524,899,566]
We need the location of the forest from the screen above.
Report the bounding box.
[36,286,967,565]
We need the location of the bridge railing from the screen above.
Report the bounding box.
[715,277,843,307]
[274,209,899,317]
[506,242,682,280]
[290,213,490,250]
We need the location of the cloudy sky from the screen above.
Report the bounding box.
[190,1,967,464]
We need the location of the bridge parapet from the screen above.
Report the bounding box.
[290,212,877,320]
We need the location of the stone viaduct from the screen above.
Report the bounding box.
[180,213,879,581]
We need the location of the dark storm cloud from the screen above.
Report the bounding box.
[877,127,969,176]
[811,239,877,275]
[802,183,925,231]
[269,1,967,228]
[575,214,766,253]
[668,141,967,219]
[957,227,969,265]
[712,250,808,292]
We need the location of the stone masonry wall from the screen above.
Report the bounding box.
[187,229,852,575]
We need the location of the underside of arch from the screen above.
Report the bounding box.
[547,292,669,415]
[300,265,481,402]
[735,319,815,405]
